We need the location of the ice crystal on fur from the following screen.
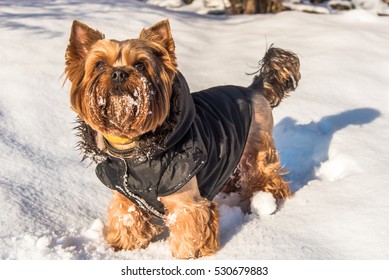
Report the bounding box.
[97,96,106,107]
[166,212,177,226]
[122,214,134,227]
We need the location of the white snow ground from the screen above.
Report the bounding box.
[1,0,389,261]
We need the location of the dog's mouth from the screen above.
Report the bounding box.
[87,75,153,136]
[104,89,141,127]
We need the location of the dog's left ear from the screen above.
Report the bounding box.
[139,20,175,59]
[65,20,105,85]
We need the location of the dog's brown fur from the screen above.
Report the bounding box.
[65,20,176,139]
[105,191,161,251]
[65,19,300,259]
[161,177,220,258]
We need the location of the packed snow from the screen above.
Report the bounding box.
[251,192,277,217]
[1,0,389,262]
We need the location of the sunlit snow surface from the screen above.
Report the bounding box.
[1,0,388,259]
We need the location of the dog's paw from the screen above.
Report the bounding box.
[167,200,220,259]
[105,206,160,251]
[170,235,219,259]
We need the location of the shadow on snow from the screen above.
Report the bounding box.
[274,107,381,193]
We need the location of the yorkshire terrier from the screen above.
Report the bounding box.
[64,19,300,259]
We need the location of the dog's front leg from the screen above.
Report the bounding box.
[105,191,160,251]
[161,176,220,259]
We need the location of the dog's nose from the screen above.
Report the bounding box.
[111,69,129,84]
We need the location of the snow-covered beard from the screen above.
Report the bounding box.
[85,70,156,138]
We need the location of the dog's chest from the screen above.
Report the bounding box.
[95,144,205,218]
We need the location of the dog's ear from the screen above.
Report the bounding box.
[139,20,175,58]
[65,20,104,67]
[65,21,104,116]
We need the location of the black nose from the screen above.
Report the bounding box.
[111,69,129,84]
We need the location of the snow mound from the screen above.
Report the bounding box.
[316,153,361,182]
[250,192,277,217]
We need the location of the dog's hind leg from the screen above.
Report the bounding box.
[105,191,161,251]
[238,95,291,203]
[239,130,291,204]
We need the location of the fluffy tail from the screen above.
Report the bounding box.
[249,46,301,107]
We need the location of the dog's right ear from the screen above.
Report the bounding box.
[65,21,104,116]
[65,21,104,76]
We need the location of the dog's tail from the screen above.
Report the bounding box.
[248,46,301,108]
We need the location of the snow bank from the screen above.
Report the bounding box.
[1,0,389,260]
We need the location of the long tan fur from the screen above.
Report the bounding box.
[106,192,161,250]
[64,20,300,259]
[161,177,220,259]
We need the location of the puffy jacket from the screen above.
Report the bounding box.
[82,72,252,218]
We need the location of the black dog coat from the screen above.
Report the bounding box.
[82,72,252,218]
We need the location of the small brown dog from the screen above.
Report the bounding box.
[64,19,300,259]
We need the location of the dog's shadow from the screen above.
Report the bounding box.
[274,107,381,193]
[215,108,380,250]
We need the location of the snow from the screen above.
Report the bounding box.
[1,0,389,263]
[250,191,277,216]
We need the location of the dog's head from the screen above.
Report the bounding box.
[65,20,177,140]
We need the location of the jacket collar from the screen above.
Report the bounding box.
[76,71,195,163]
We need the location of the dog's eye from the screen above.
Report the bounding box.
[134,62,145,72]
[95,61,106,71]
